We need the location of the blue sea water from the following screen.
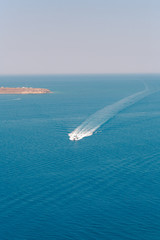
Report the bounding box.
[0,75,160,240]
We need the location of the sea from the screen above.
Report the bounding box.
[0,74,160,240]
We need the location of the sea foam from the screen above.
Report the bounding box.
[69,86,154,141]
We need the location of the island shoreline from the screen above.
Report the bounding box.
[0,87,52,94]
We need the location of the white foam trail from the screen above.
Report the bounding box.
[69,87,154,141]
[12,98,21,101]
[0,98,21,102]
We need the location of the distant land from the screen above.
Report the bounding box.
[0,87,52,94]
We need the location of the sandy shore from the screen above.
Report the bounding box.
[0,87,52,94]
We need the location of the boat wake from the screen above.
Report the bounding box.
[69,86,155,141]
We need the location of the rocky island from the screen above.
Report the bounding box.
[0,87,52,94]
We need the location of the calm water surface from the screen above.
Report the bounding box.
[0,75,160,240]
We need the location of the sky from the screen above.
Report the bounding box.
[1,0,160,75]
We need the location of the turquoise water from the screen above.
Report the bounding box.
[0,75,160,239]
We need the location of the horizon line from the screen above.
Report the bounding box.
[0,73,160,77]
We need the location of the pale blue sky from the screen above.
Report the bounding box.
[1,0,160,74]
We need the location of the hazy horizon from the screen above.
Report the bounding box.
[1,73,160,77]
[1,0,160,75]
